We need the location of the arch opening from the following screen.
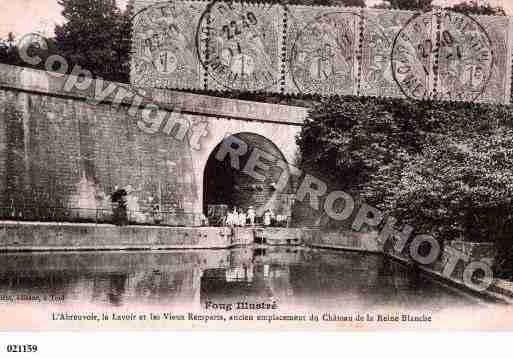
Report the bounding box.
[203,133,294,226]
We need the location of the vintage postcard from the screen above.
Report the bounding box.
[1,0,513,346]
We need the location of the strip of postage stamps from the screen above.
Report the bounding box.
[130,0,513,104]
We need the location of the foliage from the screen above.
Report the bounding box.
[0,33,20,66]
[293,0,366,6]
[372,0,433,11]
[297,96,513,259]
[372,0,506,15]
[0,32,61,70]
[383,129,513,241]
[446,1,506,16]
[55,0,131,82]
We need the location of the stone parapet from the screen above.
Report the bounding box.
[0,222,237,251]
[0,64,307,125]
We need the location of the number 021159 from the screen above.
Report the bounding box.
[6,344,38,353]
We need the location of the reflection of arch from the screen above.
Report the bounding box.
[203,132,294,223]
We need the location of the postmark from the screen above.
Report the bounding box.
[131,1,206,89]
[196,0,285,92]
[391,10,494,102]
[390,11,437,100]
[288,10,360,96]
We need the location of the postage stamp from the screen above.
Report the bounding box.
[435,10,495,103]
[359,9,415,99]
[285,6,361,96]
[196,0,285,92]
[463,14,513,105]
[131,1,207,90]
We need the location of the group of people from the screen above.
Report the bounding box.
[226,206,256,227]
[225,206,286,227]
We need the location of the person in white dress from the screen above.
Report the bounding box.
[239,210,246,227]
[228,207,238,227]
[247,206,256,226]
[226,210,233,227]
[264,210,271,226]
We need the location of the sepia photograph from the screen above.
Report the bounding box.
[1,0,513,350]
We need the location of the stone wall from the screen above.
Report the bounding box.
[301,229,382,253]
[0,88,198,224]
[0,222,247,251]
[0,64,307,225]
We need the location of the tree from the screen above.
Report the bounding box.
[372,0,433,11]
[0,32,57,69]
[383,129,513,279]
[447,1,506,16]
[54,0,131,83]
[292,0,366,7]
[372,0,506,14]
[297,96,513,277]
[0,32,19,66]
[329,0,366,6]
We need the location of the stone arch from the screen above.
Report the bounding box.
[202,132,294,225]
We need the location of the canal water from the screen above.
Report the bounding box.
[0,246,487,312]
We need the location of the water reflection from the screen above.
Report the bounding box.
[0,247,484,310]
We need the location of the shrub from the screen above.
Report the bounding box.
[297,96,513,275]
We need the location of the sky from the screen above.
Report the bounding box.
[0,0,128,37]
[0,0,510,38]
